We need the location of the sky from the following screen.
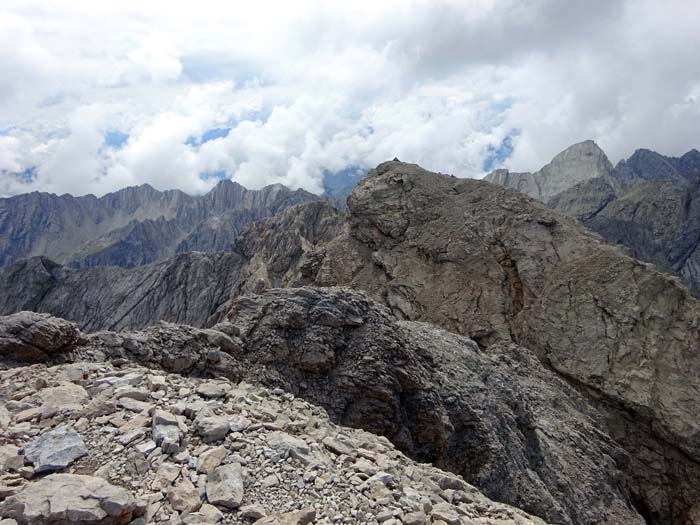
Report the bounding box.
[0,0,699,197]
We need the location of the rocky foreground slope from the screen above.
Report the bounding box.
[3,161,700,524]
[0,308,553,525]
[0,179,319,269]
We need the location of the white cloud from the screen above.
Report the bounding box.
[0,0,699,196]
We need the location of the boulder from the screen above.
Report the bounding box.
[23,426,87,473]
[0,312,80,362]
[206,463,244,509]
[0,473,144,524]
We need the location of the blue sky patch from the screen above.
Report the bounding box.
[186,127,231,147]
[15,167,37,182]
[199,170,227,181]
[104,130,129,149]
[322,165,367,197]
[482,129,520,172]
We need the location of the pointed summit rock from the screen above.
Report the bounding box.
[485,139,612,200]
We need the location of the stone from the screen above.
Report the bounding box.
[117,398,153,413]
[134,440,156,455]
[252,508,315,525]
[197,446,227,474]
[403,511,428,525]
[322,436,354,457]
[152,462,180,491]
[0,312,80,362]
[240,504,267,519]
[228,414,251,433]
[266,432,311,464]
[152,410,182,454]
[195,415,229,442]
[38,383,89,413]
[0,405,10,430]
[206,463,244,509]
[0,446,23,473]
[168,478,201,513]
[0,473,144,524]
[260,473,279,488]
[195,381,231,399]
[183,503,223,524]
[23,426,87,473]
[430,503,461,525]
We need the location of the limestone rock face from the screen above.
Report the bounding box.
[307,161,700,524]
[484,140,612,200]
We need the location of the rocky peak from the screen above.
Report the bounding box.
[484,140,612,200]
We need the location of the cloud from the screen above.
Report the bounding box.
[0,0,699,196]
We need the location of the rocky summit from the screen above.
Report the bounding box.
[2,159,700,525]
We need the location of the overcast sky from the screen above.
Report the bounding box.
[0,0,699,197]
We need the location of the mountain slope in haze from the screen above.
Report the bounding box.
[3,161,700,524]
[0,179,320,268]
[484,139,613,200]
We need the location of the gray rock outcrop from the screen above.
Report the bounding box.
[4,158,700,524]
[0,287,646,525]
[0,312,81,362]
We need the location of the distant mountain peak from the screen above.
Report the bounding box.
[485,139,612,200]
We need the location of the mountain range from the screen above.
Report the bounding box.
[0,180,319,268]
[2,152,700,525]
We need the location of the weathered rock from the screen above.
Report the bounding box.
[0,445,23,473]
[206,463,244,509]
[0,312,80,362]
[197,446,227,474]
[253,508,315,525]
[152,409,182,454]
[23,426,87,474]
[195,381,230,399]
[194,415,229,442]
[0,473,144,524]
[168,478,201,513]
[266,432,312,465]
[38,383,89,414]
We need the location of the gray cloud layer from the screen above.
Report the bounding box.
[0,0,698,197]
